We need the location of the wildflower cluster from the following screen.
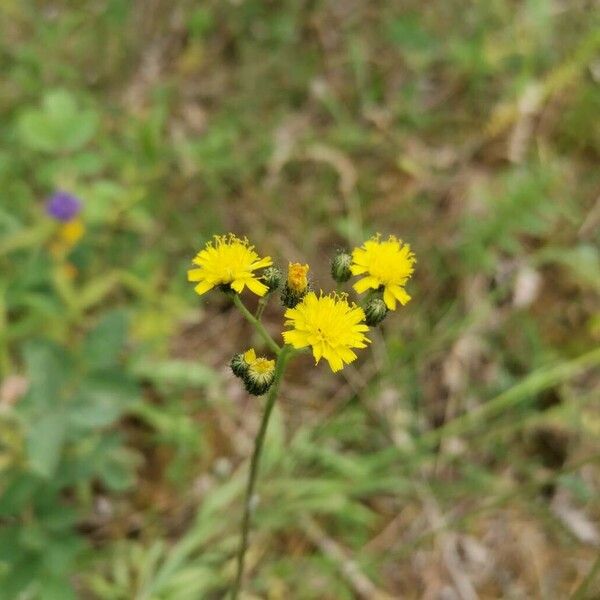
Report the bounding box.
[188,232,415,386]
[187,231,415,598]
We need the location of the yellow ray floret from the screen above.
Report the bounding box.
[282,291,370,373]
[351,234,416,310]
[243,348,258,364]
[286,262,309,293]
[187,234,273,297]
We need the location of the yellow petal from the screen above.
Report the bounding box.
[194,280,214,295]
[245,277,268,297]
[383,287,397,310]
[324,351,344,373]
[353,276,379,294]
[250,256,273,270]
[243,348,257,363]
[187,268,204,282]
[350,264,368,276]
[391,285,411,306]
[230,279,245,293]
[312,340,324,363]
[282,330,309,348]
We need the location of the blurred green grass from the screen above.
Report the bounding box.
[0,1,599,598]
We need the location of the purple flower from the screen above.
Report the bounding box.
[45,191,81,222]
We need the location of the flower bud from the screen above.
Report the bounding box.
[287,262,309,293]
[281,262,310,308]
[330,250,352,283]
[364,296,388,327]
[243,357,276,396]
[230,348,257,378]
[262,266,282,293]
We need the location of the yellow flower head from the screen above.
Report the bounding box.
[50,218,85,257]
[59,218,85,246]
[282,291,370,373]
[243,350,276,396]
[351,234,416,310]
[248,356,275,378]
[188,234,273,297]
[286,262,309,294]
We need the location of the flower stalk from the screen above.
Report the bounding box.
[233,294,281,355]
[231,345,294,600]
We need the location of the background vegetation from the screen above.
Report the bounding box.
[1,1,599,598]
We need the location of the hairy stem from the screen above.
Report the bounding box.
[233,294,281,355]
[231,345,294,599]
[255,295,269,321]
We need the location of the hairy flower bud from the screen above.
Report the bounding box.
[262,266,282,293]
[230,348,258,379]
[364,296,388,327]
[330,250,352,283]
[230,353,249,378]
[243,357,276,396]
[281,262,310,308]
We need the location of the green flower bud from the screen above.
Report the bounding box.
[364,296,388,327]
[262,266,282,293]
[243,357,276,396]
[331,250,352,283]
[281,285,306,309]
[230,353,249,378]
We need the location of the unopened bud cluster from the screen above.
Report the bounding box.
[230,348,276,396]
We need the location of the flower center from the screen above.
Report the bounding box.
[251,358,274,375]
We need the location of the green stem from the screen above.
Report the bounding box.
[231,345,294,599]
[255,295,269,321]
[233,294,281,355]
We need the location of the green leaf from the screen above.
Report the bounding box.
[68,372,139,430]
[83,310,128,371]
[131,358,218,389]
[84,180,126,224]
[37,576,77,600]
[26,412,67,477]
[387,14,435,52]
[22,341,69,410]
[0,474,40,516]
[75,272,120,311]
[17,89,99,154]
[96,446,140,491]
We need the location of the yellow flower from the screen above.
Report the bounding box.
[286,262,309,294]
[351,234,416,310]
[59,219,85,246]
[282,291,370,372]
[50,218,85,257]
[247,356,275,378]
[187,234,273,297]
